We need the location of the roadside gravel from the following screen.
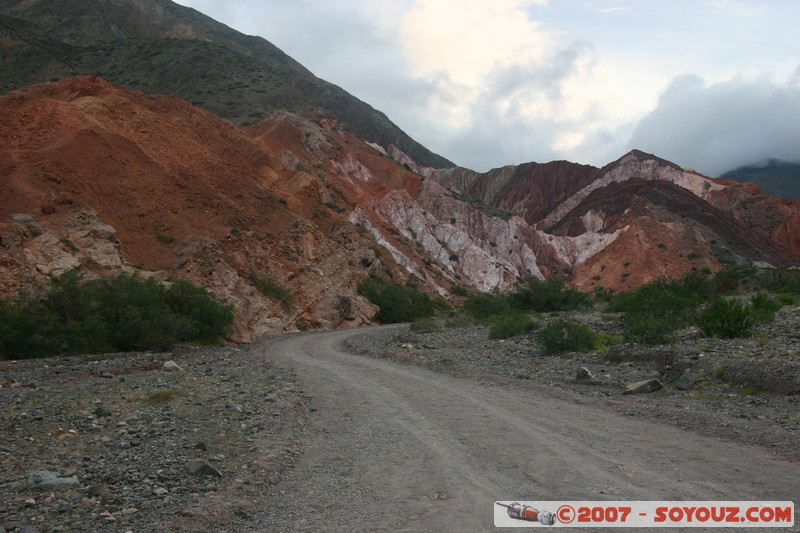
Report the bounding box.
[346,306,800,463]
[0,339,308,533]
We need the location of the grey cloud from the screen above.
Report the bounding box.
[627,73,800,176]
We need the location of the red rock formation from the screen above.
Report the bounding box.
[429,150,800,293]
[0,77,405,339]
[3,76,799,332]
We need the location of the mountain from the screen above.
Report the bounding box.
[428,150,800,293]
[2,0,800,339]
[1,77,799,340]
[720,159,800,201]
[0,0,454,169]
[0,77,414,340]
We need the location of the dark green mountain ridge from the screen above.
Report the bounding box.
[721,159,800,201]
[0,0,454,168]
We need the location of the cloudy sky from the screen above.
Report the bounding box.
[174,0,800,176]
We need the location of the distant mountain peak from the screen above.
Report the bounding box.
[0,0,455,168]
[721,159,800,201]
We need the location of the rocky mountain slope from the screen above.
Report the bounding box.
[429,150,800,293]
[2,76,800,340]
[0,0,453,169]
[0,77,423,340]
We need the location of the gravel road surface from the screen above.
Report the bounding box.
[258,326,799,532]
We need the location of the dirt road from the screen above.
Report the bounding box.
[257,326,798,532]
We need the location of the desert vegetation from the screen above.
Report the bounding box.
[357,277,436,324]
[441,267,800,347]
[0,272,233,359]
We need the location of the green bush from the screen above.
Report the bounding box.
[488,312,538,340]
[593,334,622,353]
[0,298,62,358]
[358,277,434,323]
[607,279,701,325]
[250,274,295,312]
[463,291,510,320]
[623,313,679,345]
[697,298,755,339]
[510,277,590,312]
[444,312,475,329]
[750,292,782,323]
[609,275,709,345]
[0,272,233,359]
[712,266,757,294]
[763,268,800,295]
[538,319,597,355]
[450,285,470,297]
[410,316,439,332]
[776,293,798,305]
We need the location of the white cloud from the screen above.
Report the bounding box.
[173,0,800,173]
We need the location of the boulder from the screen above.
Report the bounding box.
[26,470,79,490]
[623,378,663,395]
[186,459,221,478]
[675,371,695,391]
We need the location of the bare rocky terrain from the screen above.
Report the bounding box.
[0,340,309,533]
[347,307,800,463]
[2,305,799,532]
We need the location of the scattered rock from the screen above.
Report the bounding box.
[186,459,222,478]
[26,470,79,491]
[1,343,308,532]
[162,360,183,372]
[87,484,106,498]
[94,406,113,418]
[675,372,695,391]
[623,379,663,395]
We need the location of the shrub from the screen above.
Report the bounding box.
[764,268,800,295]
[697,298,754,339]
[0,298,62,359]
[510,277,590,312]
[0,272,233,359]
[593,334,621,353]
[538,319,597,355]
[444,312,475,329]
[450,285,470,297]
[607,279,700,325]
[750,292,782,323]
[488,312,538,340]
[250,274,295,312]
[609,276,707,345]
[463,291,509,320]
[712,265,757,294]
[358,277,434,323]
[410,316,439,332]
[623,313,678,345]
[162,280,236,343]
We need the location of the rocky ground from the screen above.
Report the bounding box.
[0,340,308,533]
[347,306,800,463]
[2,305,798,532]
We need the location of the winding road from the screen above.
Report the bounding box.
[256,326,798,532]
